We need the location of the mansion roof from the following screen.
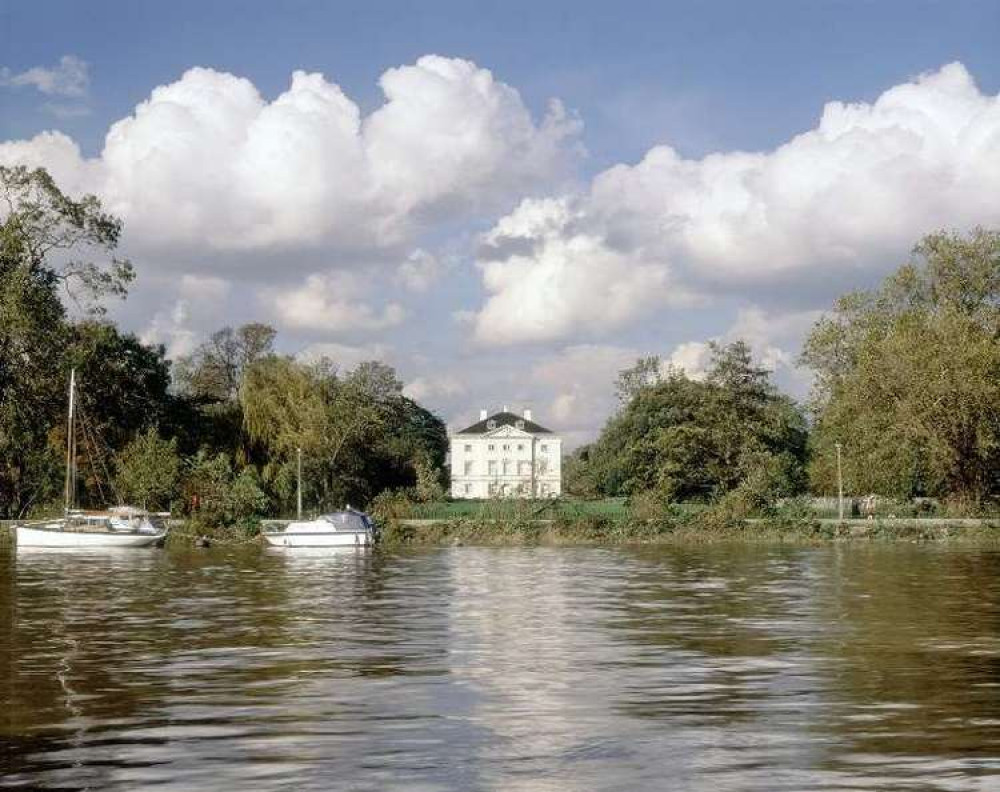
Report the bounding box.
[455,411,553,436]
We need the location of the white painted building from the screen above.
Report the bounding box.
[449,408,562,499]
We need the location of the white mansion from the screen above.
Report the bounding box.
[449,408,562,499]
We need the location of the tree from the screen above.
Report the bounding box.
[0,166,133,517]
[580,343,808,502]
[240,356,447,510]
[614,355,662,407]
[175,323,277,401]
[802,228,1000,504]
[115,429,181,510]
[0,165,134,310]
[240,356,384,508]
[346,360,403,402]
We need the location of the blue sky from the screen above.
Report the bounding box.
[2,1,999,444]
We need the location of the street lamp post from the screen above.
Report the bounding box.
[835,442,844,521]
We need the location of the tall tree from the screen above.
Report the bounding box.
[175,323,277,402]
[581,343,808,502]
[0,166,133,517]
[802,228,1000,504]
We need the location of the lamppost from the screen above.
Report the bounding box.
[835,442,844,521]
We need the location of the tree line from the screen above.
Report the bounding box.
[4,165,999,523]
[566,228,1000,513]
[0,165,446,525]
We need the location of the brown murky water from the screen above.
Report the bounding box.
[2,544,999,790]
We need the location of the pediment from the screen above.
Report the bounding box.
[483,424,534,439]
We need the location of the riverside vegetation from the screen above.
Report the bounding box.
[3,165,1000,546]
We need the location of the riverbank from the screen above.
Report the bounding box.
[378,516,1000,547]
[4,516,1000,549]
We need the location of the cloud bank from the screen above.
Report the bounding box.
[473,63,1000,345]
[0,56,581,256]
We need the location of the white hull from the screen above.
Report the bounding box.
[15,524,166,548]
[263,530,371,548]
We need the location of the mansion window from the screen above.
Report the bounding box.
[464,444,472,452]
[488,461,498,475]
[464,461,473,475]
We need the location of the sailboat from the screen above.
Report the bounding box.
[14,370,168,549]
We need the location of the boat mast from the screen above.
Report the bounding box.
[297,447,303,520]
[63,369,76,516]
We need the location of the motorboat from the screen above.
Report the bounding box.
[263,508,377,548]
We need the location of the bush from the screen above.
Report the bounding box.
[178,450,270,530]
[115,428,181,510]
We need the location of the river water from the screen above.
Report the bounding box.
[2,544,999,790]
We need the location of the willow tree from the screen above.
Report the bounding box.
[802,228,1000,505]
[240,356,383,510]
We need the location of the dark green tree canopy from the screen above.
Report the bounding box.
[577,341,808,502]
[0,166,136,517]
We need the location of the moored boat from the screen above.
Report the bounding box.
[15,517,166,548]
[263,509,377,548]
[12,370,169,549]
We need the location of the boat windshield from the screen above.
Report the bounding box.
[321,512,371,532]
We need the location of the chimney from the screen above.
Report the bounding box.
[523,408,532,421]
[503,404,509,413]
[479,409,488,421]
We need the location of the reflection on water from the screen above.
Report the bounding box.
[2,544,999,790]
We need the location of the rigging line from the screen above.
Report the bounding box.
[80,402,123,505]
[78,408,107,506]
[78,404,119,506]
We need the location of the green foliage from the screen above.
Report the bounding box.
[0,165,133,517]
[413,454,446,502]
[179,450,269,529]
[115,428,181,510]
[241,356,447,512]
[802,228,1000,503]
[0,165,134,311]
[0,167,451,521]
[580,341,808,505]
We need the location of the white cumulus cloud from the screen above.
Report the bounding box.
[473,197,685,345]
[0,56,580,258]
[268,271,405,333]
[472,62,1000,345]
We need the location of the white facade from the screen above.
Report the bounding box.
[449,409,562,499]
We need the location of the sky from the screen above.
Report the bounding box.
[2,1,999,447]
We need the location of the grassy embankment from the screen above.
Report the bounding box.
[371,496,1000,547]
